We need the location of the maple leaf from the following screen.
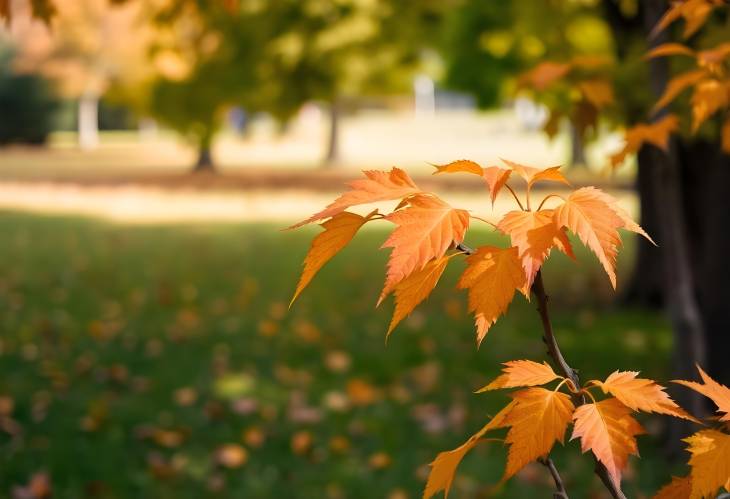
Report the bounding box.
[554,187,625,288]
[423,401,517,499]
[674,365,730,422]
[653,70,708,113]
[610,115,680,168]
[646,43,697,59]
[291,211,377,306]
[653,475,693,499]
[651,0,723,39]
[518,61,572,91]
[589,189,656,245]
[578,79,614,109]
[500,159,570,190]
[379,194,469,303]
[571,398,644,488]
[684,429,730,499]
[432,160,511,204]
[290,168,420,228]
[690,79,729,132]
[722,115,730,154]
[457,246,526,345]
[387,256,450,337]
[497,209,575,291]
[477,360,560,392]
[502,388,575,479]
[594,371,699,422]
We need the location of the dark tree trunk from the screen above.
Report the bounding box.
[643,0,707,426]
[569,123,587,168]
[194,146,214,173]
[323,99,340,168]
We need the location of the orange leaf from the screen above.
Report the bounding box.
[697,42,730,67]
[477,360,560,392]
[722,115,730,154]
[674,365,730,422]
[646,43,696,59]
[433,161,511,204]
[387,256,450,337]
[423,401,517,499]
[610,115,680,168]
[683,430,730,499]
[595,371,699,422]
[519,61,573,91]
[501,159,569,189]
[497,209,575,291]
[690,79,729,132]
[291,211,377,306]
[457,246,526,345]
[578,79,614,109]
[588,188,656,245]
[554,187,624,288]
[571,398,644,488]
[502,388,575,479]
[291,168,420,228]
[652,70,707,113]
[380,195,469,302]
[653,476,693,499]
[432,159,483,176]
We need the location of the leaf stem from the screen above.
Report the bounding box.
[532,270,627,499]
[537,193,567,211]
[504,184,526,211]
[538,457,570,499]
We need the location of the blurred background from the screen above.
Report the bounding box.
[0,0,729,497]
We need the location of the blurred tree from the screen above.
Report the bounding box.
[5,0,155,149]
[0,48,58,144]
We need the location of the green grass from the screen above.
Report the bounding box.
[0,211,682,498]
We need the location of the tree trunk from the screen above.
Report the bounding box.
[644,0,708,426]
[323,99,340,168]
[78,90,99,150]
[569,122,587,168]
[194,146,214,173]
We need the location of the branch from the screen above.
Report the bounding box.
[532,271,627,499]
[455,242,475,255]
[539,457,570,499]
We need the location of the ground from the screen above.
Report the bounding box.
[0,212,686,498]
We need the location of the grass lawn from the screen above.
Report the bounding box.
[0,211,684,498]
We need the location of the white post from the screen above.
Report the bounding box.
[413,74,436,119]
[78,90,99,150]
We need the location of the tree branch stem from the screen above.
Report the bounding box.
[532,271,627,499]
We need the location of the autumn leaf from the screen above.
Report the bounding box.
[674,365,730,422]
[497,209,575,291]
[722,115,730,154]
[589,189,656,245]
[646,43,696,59]
[423,401,517,499]
[653,70,708,113]
[554,187,625,288]
[594,371,698,422]
[653,476,693,499]
[291,211,377,306]
[651,0,722,39]
[387,256,450,337]
[502,388,575,479]
[477,360,560,392]
[457,246,526,345]
[690,79,729,132]
[684,430,730,499]
[571,398,644,488]
[380,194,469,302]
[432,160,511,204]
[518,61,572,91]
[578,79,614,109]
[610,115,680,168]
[291,168,420,228]
[501,159,570,190]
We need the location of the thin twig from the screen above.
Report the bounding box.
[538,457,570,499]
[532,271,627,499]
[504,184,526,211]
